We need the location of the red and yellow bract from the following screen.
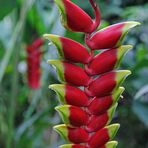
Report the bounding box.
[44,0,140,147]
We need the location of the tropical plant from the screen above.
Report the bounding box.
[44,0,140,148]
[26,38,44,89]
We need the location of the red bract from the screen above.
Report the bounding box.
[86,104,117,132]
[56,105,89,127]
[85,70,131,97]
[44,34,91,64]
[88,124,120,148]
[44,0,139,147]
[54,0,101,33]
[48,60,91,86]
[88,87,124,115]
[49,84,89,107]
[26,38,44,89]
[54,125,89,143]
[86,21,140,50]
[85,45,132,75]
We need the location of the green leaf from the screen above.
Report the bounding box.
[133,101,148,127]
[136,44,147,62]
[134,85,148,102]
[0,0,17,20]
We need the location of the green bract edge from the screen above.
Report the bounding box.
[115,70,131,90]
[107,124,120,139]
[54,0,69,29]
[112,87,125,104]
[53,124,69,141]
[106,141,118,148]
[116,21,141,46]
[59,144,73,148]
[49,84,66,104]
[107,103,118,125]
[115,45,133,68]
[43,34,64,58]
[55,105,70,124]
[47,60,65,83]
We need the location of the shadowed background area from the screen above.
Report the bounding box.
[0,0,148,148]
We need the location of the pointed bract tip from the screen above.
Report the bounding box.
[122,21,141,33]
[49,84,61,89]
[116,70,132,81]
[53,124,66,130]
[53,124,67,136]
[49,84,56,90]
[108,103,118,119]
[119,86,125,92]
[55,105,70,123]
[115,70,131,88]
[112,87,125,102]
[106,141,118,148]
[107,124,120,139]
[59,144,73,148]
[54,0,65,10]
[43,33,48,39]
[116,45,133,68]
[118,70,131,75]
[55,105,70,112]
[49,84,64,88]
[47,60,65,82]
[47,59,62,65]
[120,45,133,51]
[43,34,59,40]
[54,0,66,23]
[48,84,65,94]
[125,21,141,28]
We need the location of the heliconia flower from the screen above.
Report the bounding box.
[86,103,117,132]
[29,38,44,49]
[49,84,89,107]
[44,34,91,64]
[86,21,140,50]
[88,87,125,115]
[44,0,139,147]
[85,70,131,97]
[48,60,91,86]
[26,38,44,89]
[55,105,89,127]
[85,45,133,75]
[88,124,120,148]
[54,0,101,33]
[54,124,89,143]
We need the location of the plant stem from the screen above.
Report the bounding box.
[7,41,20,148]
[6,0,36,147]
[24,89,42,120]
[0,0,36,83]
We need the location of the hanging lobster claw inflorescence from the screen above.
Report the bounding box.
[44,0,140,147]
[26,38,44,89]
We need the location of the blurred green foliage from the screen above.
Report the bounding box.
[0,0,148,148]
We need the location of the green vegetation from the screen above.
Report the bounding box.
[0,0,148,147]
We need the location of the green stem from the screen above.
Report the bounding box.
[0,0,36,83]
[5,0,36,147]
[7,41,20,148]
[24,89,42,120]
